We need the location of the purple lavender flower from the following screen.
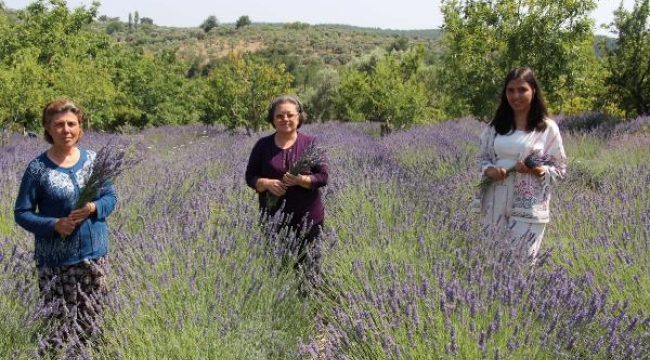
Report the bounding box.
[75,144,139,209]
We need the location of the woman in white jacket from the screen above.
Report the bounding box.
[478,67,567,261]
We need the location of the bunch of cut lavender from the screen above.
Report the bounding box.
[266,142,326,210]
[477,149,551,190]
[523,149,552,169]
[75,144,138,209]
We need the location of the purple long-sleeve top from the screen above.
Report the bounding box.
[245,132,328,227]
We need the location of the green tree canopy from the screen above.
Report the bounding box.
[603,0,650,116]
[202,52,293,134]
[200,15,218,33]
[438,0,597,120]
[236,15,251,30]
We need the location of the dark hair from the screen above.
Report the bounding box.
[42,99,84,144]
[490,67,548,135]
[266,95,307,129]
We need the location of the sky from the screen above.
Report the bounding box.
[3,0,637,35]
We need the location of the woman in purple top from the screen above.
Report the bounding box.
[245,95,328,269]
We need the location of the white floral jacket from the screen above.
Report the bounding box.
[478,119,567,223]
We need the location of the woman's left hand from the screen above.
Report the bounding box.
[514,161,530,174]
[68,202,95,225]
[515,161,545,177]
[283,173,311,189]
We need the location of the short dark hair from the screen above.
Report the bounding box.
[42,99,84,144]
[490,67,548,135]
[266,95,307,128]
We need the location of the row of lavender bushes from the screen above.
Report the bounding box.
[0,113,648,359]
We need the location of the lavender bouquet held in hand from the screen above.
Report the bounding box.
[266,142,326,210]
[75,144,137,210]
[477,149,551,190]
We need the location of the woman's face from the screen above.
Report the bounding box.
[46,111,81,148]
[506,79,534,116]
[272,102,300,135]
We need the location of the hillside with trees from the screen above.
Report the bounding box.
[1,0,649,134]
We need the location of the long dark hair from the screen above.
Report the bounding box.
[490,67,548,135]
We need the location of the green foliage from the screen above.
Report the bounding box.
[202,53,293,134]
[602,0,650,116]
[303,67,341,122]
[235,15,251,30]
[334,45,436,127]
[200,15,218,33]
[438,0,599,120]
[0,48,48,131]
[0,1,204,131]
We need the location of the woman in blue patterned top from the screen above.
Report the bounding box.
[14,99,117,355]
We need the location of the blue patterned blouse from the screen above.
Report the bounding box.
[14,147,117,266]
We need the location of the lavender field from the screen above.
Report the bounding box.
[0,116,648,359]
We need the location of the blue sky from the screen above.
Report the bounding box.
[3,0,636,35]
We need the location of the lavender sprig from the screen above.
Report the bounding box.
[266,142,326,210]
[523,149,552,169]
[477,150,551,190]
[75,144,138,209]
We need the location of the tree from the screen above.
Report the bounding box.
[438,0,597,120]
[0,0,203,131]
[134,11,139,28]
[105,20,123,34]
[303,67,340,122]
[236,15,251,30]
[0,48,49,133]
[334,45,435,128]
[202,53,293,134]
[602,0,650,116]
[200,15,218,33]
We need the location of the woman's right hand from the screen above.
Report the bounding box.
[262,179,288,197]
[54,217,76,236]
[485,166,508,181]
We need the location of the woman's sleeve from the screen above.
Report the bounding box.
[94,181,117,220]
[309,154,328,189]
[478,125,496,174]
[14,170,57,238]
[245,139,263,190]
[543,121,567,183]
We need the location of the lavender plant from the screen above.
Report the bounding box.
[1,119,648,359]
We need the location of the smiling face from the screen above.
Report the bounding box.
[506,79,534,117]
[272,102,301,135]
[46,110,82,149]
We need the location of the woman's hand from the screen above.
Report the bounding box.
[263,179,288,196]
[282,173,312,189]
[485,166,508,181]
[68,202,95,225]
[54,217,77,236]
[515,161,546,177]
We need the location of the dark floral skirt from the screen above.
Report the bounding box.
[36,256,108,355]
